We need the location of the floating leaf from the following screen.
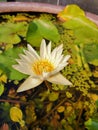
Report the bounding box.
[0,22,28,49]
[0,102,11,122]
[95,100,98,107]
[25,102,37,124]
[63,17,98,44]
[26,19,60,47]
[0,74,7,83]
[0,69,7,83]
[35,19,60,42]
[26,22,42,47]
[0,83,4,96]
[57,106,65,113]
[46,103,53,112]
[59,5,98,44]
[13,15,31,22]
[85,118,98,130]
[89,94,98,102]
[40,90,50,101]
[52,84,67,91]
[58,4,85,21]
[83,43,98,66]
[0,47,27,80]
[10,107,25,127]
[48,92,59,101]
[66,91,72,98]
[10,107,23,122]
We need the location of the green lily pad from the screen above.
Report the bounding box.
[26,22,42,47]
[63,15,98,44]
[0,47,27,80]
[58,4,98,44]
[0,22,28,49]
[85,118,98,130]
[26,19,60,47]
[83,43,98,66]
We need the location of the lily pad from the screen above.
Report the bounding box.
[26,19,60,47]
[10,107,25,127]
[48,92,59,101]
[0,47,27,80]
[58,4,98,44]
[58,4,85,21]
[10,107,23,122]
[0,22,28,49]
[26,22,42,47]
[85,118,98,130]
[0,83,4,96]
[83,43,98,66]
[63,16,98,44]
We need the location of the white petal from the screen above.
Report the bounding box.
[12,64,33,75]
[55,49,63,61]
[42,72,49,79]
[19,54,32,63]
[24,50,39,62]
[51,46,58,60]
[47,73,72,85]
[55,44,63,59]
[17,76,43,92]
[58,55,71,68]
[46,41,51,58]
[27,44,40,59]
[40,39,47,58]
[47,62,68,77]
[51,44,63,61]
[15,59,26,65]
[61,55,71,64]
[58,62,69,70]
[53,54,64,66]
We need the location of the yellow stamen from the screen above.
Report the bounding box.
[32,59,54,75]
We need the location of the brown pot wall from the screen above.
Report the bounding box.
[0,2,98,25]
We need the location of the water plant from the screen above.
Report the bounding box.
[0,4,98,130]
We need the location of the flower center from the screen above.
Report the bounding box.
[32,59,54,75]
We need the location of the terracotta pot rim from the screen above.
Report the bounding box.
[0,2,98,25]
[0,2,64,14]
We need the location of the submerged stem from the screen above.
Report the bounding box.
[33,97,67,126]
[0,99,27,104]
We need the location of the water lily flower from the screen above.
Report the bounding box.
[13,39,72,92]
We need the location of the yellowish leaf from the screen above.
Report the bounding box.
[0,69,7,83]
[57,4,85,21]
[48,92,59,101]
[46,103,53,112]
[66,91,72,98]
[57,106,65,113]
[13,16,31,22]
[10,107,25,126]
[89,93,98,102]
[0,83,4,96]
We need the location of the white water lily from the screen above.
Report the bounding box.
[13,39,72,92]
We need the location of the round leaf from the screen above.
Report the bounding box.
[57,106,65,113]
[48,92,59,101]
[0,83,4,96]
[10,107,23,122]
